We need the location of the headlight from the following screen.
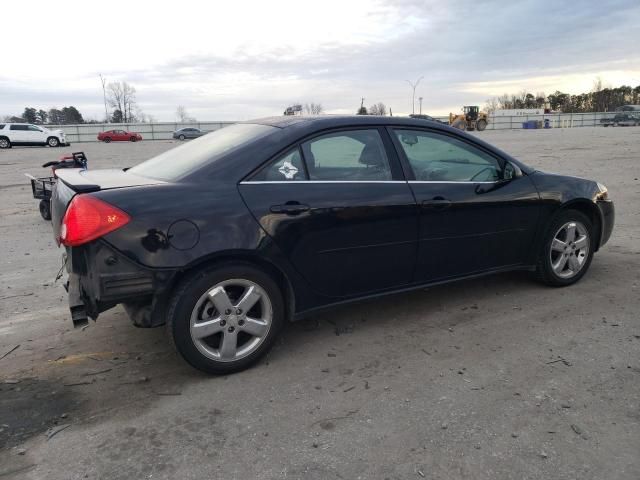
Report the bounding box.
[596,182,608,200]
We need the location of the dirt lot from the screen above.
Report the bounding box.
[1,128,639,480]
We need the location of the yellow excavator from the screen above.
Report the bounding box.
[449,106,489,131]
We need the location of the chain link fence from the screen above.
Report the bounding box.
[51,121,235,143]
[50,112,626,143]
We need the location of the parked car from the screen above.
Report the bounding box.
[600,113,640,127]
[409,113,447,124]
[50,116,614,374]
[97,130,142,142]
[173,127,207,140]
[0,123,69,148]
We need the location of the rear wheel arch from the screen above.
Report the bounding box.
[168,252,296,322]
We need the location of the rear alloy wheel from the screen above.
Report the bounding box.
[0,138,10,149]
[536,209,594,286]
[168,264,284,374]
[104,137,112,143]
[47,137,60,147]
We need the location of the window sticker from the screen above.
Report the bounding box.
[278,160,299,179]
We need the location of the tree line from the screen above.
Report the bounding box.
[486,81,640,113]
[284,100,389,116]
[3,106,86,125]
[2,80,151,125]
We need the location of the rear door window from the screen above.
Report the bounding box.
[301,129,392,181]
[251,148,308,181]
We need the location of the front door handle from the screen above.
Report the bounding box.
[270,202,310,215]
[421,197,452,210]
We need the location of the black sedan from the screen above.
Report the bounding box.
[172,127,207,140]
[50,116,614,374]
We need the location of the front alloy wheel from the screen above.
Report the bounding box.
[549,221,590,279]
[168,264,284,374]
[48,137,60,147]
[537,209,594,286]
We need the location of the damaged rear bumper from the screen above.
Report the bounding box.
[64,240,177,328]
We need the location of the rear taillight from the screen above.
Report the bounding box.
[60,195,130,247]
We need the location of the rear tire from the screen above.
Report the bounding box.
[104,137,112,143]
[167,263,284,375]
[0,137,10,149]
[47,137,59,147]
[179,134,186,140]
[39,200,51,221]
[536,209,594,287]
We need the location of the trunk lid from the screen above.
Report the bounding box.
[51,168,164,242]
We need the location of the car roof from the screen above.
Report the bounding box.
[243,115,444,129]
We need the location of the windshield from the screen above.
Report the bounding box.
[129,123,275,181]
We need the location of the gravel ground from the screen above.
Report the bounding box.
[0,128,639,480]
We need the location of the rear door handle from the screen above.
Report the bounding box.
[270,203,310,215]
[421,197,452,210]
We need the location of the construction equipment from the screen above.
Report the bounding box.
[449,106,489,131]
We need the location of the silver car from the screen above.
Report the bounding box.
[172,127,206,140]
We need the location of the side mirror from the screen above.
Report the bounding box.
[503,162,523,181]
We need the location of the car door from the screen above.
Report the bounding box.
[25,124,46,144]
[239,127,419,298]
[389,127,540,283]
[9,124,28,143]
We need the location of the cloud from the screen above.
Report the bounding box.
[3,0,639,120]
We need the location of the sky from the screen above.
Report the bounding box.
[2,0,639,121]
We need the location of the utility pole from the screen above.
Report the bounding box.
[405,76,423,114]
[419,97,423,114]
[99,74,109,123]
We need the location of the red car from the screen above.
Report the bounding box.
[97,129,142,143]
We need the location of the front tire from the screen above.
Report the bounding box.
[167,263,284,374]
[179,134,186,140]
[47,137,60,147]
[130,136,137,142]
[536,209,594,287]
[476,119,487,131]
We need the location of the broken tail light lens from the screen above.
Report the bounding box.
[60,195,130,247]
